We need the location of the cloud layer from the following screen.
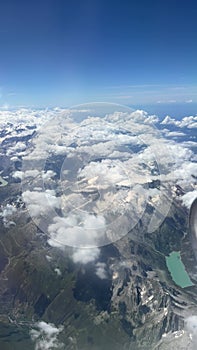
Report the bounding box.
[1,104,196,264]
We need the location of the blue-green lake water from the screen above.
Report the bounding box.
[166,251,194,288]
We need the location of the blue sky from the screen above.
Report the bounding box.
[0,0,197,108]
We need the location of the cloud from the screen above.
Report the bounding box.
[181,191,197,209]
[163,130,186,137]
[54,268,62,276]
[175,163,197,188]
[42,170,56,181]
[0,108,60,131]
[30,321,64,350]
[12,171,24,180]
[0,107,72,162]
[157,100,177,104]
[13,169,56,182]
[22,190,60,217]
[10,156,20,162]
[13,169,40,180]
[185,315,197,333]
[185,316,197,349]
[161,116,177,125]
[78,159,130,187]
[47,213,106,248]
[188,122,197,129]
[4,105,194,255]
[6,141,27,156]
[129,109,155,123]
[95,262,107,279]
[161,115,197,129]
[72,247,100,264]
[0,204,17,227]
[144,115,159,124]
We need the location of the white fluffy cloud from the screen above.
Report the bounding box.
[22,190,60,217]
[47,213,106,248]
[0,204,17,228]
[72,247,100,264]
[12,171,24,180]
[0,107,72,162]
[6,141,27,156]
[0,108,66,131]
[169,161,197,190]
[78,159,130,187]
[163,130,186,137]
[181,191,197,209]
[128,109,158,124]
[30,321,63,350]
[13,169,56,182]
[161,115,197,128]
[42,170,56,181]
[95,262,107,279]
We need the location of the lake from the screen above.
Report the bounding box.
[166,251,194,288]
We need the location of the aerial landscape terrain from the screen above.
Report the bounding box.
[0,104,197,349]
